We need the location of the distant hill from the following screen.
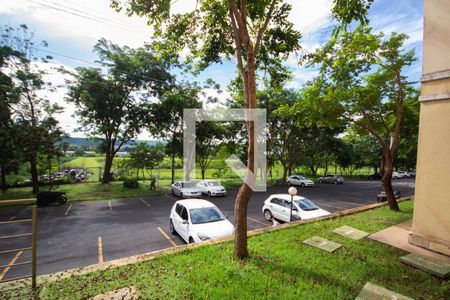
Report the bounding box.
[65,137,162,151]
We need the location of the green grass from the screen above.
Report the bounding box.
[0,178,247,201]
[3,200,448,299]
[0,182,159,201]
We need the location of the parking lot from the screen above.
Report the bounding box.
[0,179,415,281]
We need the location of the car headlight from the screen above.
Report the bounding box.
[197,232,210,241]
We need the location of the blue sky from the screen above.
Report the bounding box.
[0,0,423,137]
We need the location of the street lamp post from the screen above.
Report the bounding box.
[288,186,297,222]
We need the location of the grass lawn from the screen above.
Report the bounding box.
[3,200,448,299]
[0,178,247,201]
[0,182,159,201]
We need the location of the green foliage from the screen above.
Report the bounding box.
[0,25,64,192]
[332,0,374,31]
[66,40,173,182]
[123,178,140,189]
[121,143,165,179]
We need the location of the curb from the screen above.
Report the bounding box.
[0,197,413,291]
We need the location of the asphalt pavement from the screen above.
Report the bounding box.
[0,179,415,281]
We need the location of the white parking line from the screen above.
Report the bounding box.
[140,198,150,207]
[64,204,73,216]
[164,194,177,201]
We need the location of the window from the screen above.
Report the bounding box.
[175,204,183,216]
[181,182,195,188]
[207,181,220,187]
[281,199,291,208]
[295,199,319,211]
[189,207,224,224]
[180,207,188,220]
[270,198,282,205]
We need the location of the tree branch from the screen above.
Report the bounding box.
[255,0,276,54]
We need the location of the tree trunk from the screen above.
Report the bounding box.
[381,149,399,211]
[102,153,114,184]
[30,154,39,194]
[201,166,206,180]
[324,161,329,175]
[233,48,257,259]
[171,152,176,184]
[282,164,288,181]
[0,165,7,192]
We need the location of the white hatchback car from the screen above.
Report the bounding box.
[197,180,227,197]
[287,175,314,187]
[169,199,234,243]
[171,181,202,198]
[262,194,330,223]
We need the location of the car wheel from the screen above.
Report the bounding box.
[172,189,175,196]
[169,219,176,235]
[189,237,195,244]
[318,179,322,183]
[180,192,184,198]
[334,180,338,184]
[208,191,212,197]
[263,209,273,221]
[58,195,67,204]
[300,182,305,187]
[287,181,291,186]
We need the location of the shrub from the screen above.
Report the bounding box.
[123,178,139,189]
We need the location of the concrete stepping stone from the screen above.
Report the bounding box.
[88,286,137,300]
[400,253,450,278]
[333,225,369,240]
[303,236,342,252]
[355,282,413,300]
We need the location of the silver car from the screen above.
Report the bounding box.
[318,174,344,184]
[171,181,202,198]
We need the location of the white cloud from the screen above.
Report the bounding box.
[288,0,333,34]
[0,0,152,49]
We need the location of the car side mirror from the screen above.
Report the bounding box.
[182,219,188,224]
[292,207,298,211]
[225,214,228,219]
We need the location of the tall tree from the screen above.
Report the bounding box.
[112,0,373,258]
[124,142,165,180]
[260,89,304,180]
[1,25,64,193]
[0,45,21,191]
[308,26,416,210]
[149,83,202,183]
[196,121,225,180]
[66,39,173,183]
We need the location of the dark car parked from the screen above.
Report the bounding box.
[368,173,382,180]
[36,191,67,206]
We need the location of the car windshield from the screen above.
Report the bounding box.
[295,199,319,211]
[189,207,224,224]
[207,181,220,187]
[299,176,305,180]
[181,182,196,188]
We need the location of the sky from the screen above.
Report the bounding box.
[0,0,424,139]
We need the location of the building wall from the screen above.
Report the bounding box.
[410,0,450,256]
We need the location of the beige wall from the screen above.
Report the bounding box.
[410,0,450,256]
[422,0,450,74]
